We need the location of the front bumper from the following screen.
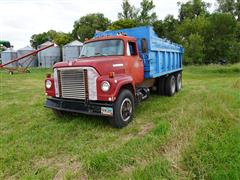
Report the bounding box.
[45,97,113,116]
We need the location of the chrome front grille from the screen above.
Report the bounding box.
[58,68,87,100]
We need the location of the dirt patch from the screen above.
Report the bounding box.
[122,165,135,174]
[137,122,155,137]
[161,133,191,173]
[53,160,79,180]
[121,157,148,176]
[232,79,240,89]
[160,118,197,178]
[35,155,86,179]
[117,122,154,146]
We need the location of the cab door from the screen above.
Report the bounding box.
[125,41,144,85]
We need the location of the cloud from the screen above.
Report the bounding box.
[0,0,216,49]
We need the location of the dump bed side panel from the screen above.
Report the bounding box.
[94,26,184,79]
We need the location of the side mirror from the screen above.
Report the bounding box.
[141,38,148,53]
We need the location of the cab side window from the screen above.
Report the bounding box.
[127,42,137,56]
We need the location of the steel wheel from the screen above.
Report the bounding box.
[170,76,176,95]
[176,72,182,92]
[120,98,133,122]
[110,89,134,128]
[165,75,176,96]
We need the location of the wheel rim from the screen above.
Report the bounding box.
[171,77,176,94]
[120,98,132,122]
[178,75,182,90]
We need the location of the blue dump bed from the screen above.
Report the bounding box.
[94,26,184,79]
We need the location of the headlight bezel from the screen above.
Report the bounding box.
[46,79,52,89]
[101,81,111,92]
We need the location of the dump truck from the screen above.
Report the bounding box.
[45,26,184,128]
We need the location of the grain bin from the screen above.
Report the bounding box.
[1,48,18,67]
[62,40,83,61]
[17,46,38,67]
[38,41,61,68]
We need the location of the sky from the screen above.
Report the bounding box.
[0,0,217,49]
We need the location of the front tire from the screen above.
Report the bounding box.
[110,89,134,128]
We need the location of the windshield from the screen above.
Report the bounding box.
[80,40,124,58]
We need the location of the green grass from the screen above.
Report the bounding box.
[0,64,240,179]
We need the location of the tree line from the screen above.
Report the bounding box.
[30,0,240,65]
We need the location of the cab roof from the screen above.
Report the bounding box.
[85,35,136,44]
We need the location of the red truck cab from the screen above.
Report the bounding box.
[45,35,147,128]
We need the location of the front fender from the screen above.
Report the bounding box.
[97,74,135,102]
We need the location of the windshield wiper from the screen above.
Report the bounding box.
[95,52,107,56]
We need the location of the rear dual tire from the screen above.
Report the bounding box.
[156,72,182,96]
[156,76,165,95]
[165,75,176,96]
[175,72,182,92]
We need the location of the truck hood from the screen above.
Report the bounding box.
[54,56,125,75]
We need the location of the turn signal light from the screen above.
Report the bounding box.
[109,72,115,78]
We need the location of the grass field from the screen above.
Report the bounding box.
[0,64,240,179]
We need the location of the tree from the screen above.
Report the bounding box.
[108,19,139,30]
[176,15,209,39]
[175,16,208,64]
[54,32,73,47]
[153,20,165,38]
[236,22,240,40]
[153,15,179,42]
[216,0,240,21]
[72,13,111,42]
[118,0,138,19]
[183,34,205,64]
[204,13,237,64]
[162,15,179,42]
[138,0,157,24]
[112,0,158,30]
[30,32,50,49]
[30,30,73,48]
[228,41,240,63]
[117,0,157,25]
[237,0,240,20]
[217,0,235,14]
[178,0,210,21]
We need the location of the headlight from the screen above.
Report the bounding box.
[46,80,52,89]
[101,81,110,92]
